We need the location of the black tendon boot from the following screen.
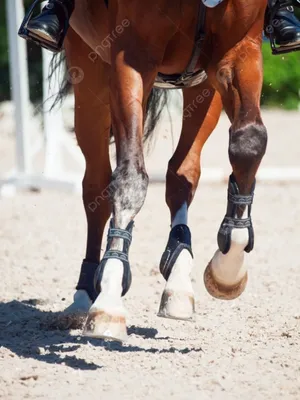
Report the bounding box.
[19,0,75,52]
[265,1,300,54]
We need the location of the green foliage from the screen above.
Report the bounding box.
[0,0,9,100]
[0,0,43,103]
[261,41,300,109]
[0,1,299,109]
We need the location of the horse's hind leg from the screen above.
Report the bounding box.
[158,81,222,320]
[63,30,112,317]
[204,38,267,299]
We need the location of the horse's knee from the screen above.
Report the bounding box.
[166,160,199,211]
[229,123,267,168]
[111,160,149,216]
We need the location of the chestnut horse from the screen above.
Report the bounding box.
[59,0,268,341]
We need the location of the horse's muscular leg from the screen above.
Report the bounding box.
[63,30,112,319]
[204,37,267,299]
[158,81,222,320]
[84,7,175,341]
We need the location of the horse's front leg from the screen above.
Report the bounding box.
[204,38,268,299]
[83,24,168,342]
[158,81,222,320]
[62,30,112,323]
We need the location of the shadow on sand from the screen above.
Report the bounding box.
[0,300,202,371]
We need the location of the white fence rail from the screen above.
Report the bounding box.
[1,0,84,196]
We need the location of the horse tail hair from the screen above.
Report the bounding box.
[48,53,171,147]
[48,52,71,110]
[143,88,170,144]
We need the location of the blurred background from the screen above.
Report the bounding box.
[0,0,300,188]
[1,4,300,399]
[1,1,300,109]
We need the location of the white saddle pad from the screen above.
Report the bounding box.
[202,0,224,7]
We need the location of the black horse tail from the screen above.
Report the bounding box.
[48,53,171,145]
[144,88,170,146]
[48,52,72,111]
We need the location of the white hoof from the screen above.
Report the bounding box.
[64,290,92,315]
[49,290,92,330]
[158,289,195,320]
[83,294,127,342]
[204,260,248,300]
[158,249,195,321]
[83,259,128,342]
[204,228,249,300]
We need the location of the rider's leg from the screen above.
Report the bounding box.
[265,2,300,52]
[19,0,75,52]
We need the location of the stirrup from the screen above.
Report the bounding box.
[18,0,69,52]
[267,0,300,54]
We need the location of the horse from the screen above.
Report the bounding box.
[54,0,268,342]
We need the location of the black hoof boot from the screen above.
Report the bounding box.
[265,3,300,54]
[94,220,134,297]
[158,225,195,321]
[159,224,193,281]
[217,174,255,255]
[18,0,75,52]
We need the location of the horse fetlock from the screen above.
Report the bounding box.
[159,226,195,320]
[160,224,193,280]
[63,290,92,316]
[218,174,255,254]
[218,216,254,254]
[94,219,134,297]
[76,260,100,302]
[164,250,194,292]
[94,257,132,297]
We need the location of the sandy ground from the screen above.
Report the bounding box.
[0,108,300,399]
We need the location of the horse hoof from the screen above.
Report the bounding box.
[83,309,127,342]
[64,290,92,315]
[203,261,248,300]
[50,290,92,330]
[158,289,195,321]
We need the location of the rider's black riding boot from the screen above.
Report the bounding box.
[265,4,300,53]
[19,0,75,52]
